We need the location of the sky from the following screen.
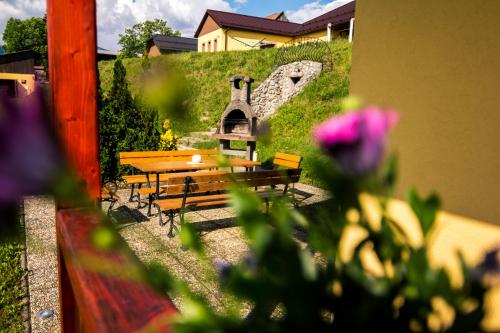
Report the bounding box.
[0,0,353,52]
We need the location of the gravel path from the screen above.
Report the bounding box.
[23,183,328,331]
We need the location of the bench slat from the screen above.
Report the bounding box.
[273,158,301,169]
[273,152,303,169]
[122,174,171,184]
[233,169,301,180]
[165,171,230,185]
[156,193,232,210]
[274,152,302,163]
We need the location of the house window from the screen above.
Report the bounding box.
[214,39,218,52]
[202,43,205,52]
[208,41,211,52]
[260,43,275,49]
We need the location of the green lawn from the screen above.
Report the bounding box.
[99,39,352,186]
[0,236,26,333]
[99,47,277,132]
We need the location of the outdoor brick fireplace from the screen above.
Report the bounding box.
[213,75,257,160]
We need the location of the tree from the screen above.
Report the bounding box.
[99,59,136,181]
[2,16,48,68]
[99,59,161,181]
[118,19,180,58]
[135,95,161,151]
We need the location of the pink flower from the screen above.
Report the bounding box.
[314,107,399,176]
[0,89,63,203]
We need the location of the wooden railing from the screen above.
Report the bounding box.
[57,209,179,332]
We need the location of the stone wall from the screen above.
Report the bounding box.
[251,60,323,120]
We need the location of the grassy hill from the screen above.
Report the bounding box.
[99,40,352,185]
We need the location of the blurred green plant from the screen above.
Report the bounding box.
[141,103,498,333]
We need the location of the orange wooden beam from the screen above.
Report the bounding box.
[47,0,101,200]
[57,210,178,332]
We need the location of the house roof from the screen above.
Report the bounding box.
[195,1,355,38]
[0,50,38,65]
[194,10,301,37]
[97,46,117,57]
[298,1,356,34]
[148,35,197,52]
[266,11,287,21]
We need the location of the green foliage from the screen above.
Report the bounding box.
[2,16,48,69]
[408,188,442,238]
[162,154,493,333]
[118,19,180,58]
[99,59,160,181]
[0,225,26,333]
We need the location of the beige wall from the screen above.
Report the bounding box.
[226,29,293,51]
[147,45,162,57]
[198,28,226,52]
[350,0,500,225]
[299,30,335,41]
[0,73,35,97]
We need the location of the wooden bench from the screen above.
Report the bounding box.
[101,182,121,215]
[137,170,228,216]
[153,169,302,238]
[119,149,220,202]
[273,152,303,169]
[258,153,303,203]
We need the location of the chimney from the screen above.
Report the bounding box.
[230,75,254,104]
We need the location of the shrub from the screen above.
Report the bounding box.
[99,59,161,181]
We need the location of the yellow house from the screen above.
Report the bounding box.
[0,50,38,98]
[194,1,356,52]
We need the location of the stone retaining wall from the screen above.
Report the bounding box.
[251,61,323,120]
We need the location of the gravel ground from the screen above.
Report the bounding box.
[23,183,328,331]
[24,197,60,333]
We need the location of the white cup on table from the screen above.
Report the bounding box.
[192,154,202,164]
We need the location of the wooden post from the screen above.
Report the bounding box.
[47,0,101,201]
[47,1,100,331]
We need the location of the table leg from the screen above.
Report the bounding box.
[156,173,160,198]
[146,173,151,188]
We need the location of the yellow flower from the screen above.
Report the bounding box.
[160,119,179,151]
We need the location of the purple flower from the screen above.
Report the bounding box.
[213,258,233,280]
[314,107,399,176]
[0,89,63,203]
[471,247,500,282]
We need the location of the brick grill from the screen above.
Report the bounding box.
[213,75,257,160]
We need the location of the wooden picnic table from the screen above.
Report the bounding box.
[131,157,261,197]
